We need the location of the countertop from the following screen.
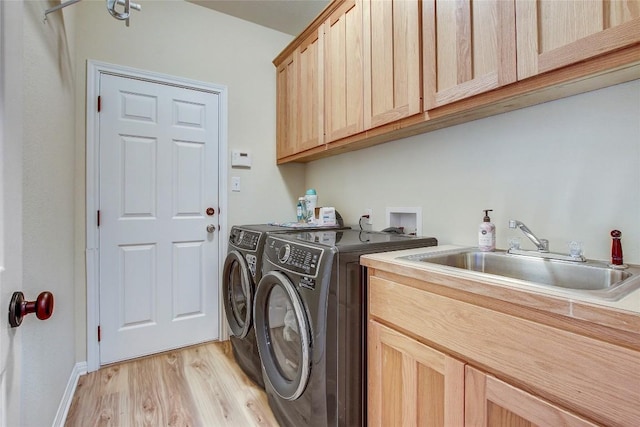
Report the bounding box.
[361,245,640,338]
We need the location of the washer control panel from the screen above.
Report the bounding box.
[229,228,262,251]
[266,237,324,279]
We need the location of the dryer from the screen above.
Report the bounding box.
[253,230,438,426]
[223,223,347,388]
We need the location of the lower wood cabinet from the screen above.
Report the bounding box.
[368,320,464,427]
[367,272,639,426]
[464,366,597,427]
[368,320,597,427]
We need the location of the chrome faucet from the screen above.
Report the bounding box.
[508,220,548,252]
[507,219,585,262]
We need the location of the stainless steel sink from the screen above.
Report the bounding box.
[399,249,640,301]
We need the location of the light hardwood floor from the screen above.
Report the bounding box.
[64,341,278,427]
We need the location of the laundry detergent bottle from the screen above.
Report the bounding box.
[305,189,318,223]
[478,209,496,252]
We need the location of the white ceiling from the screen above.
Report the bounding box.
[188,0,330,36]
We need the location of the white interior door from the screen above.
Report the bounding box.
[98,73,220,364]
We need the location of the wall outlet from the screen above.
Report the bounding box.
[364,208,373,225]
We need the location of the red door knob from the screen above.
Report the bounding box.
[8,291,54,328]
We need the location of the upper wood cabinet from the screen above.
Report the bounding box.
[424,0,640,109]
[273,0,640,162]
[275,54,297,159]
[275,30,323,160]
[363,0,422,128]
[324,0,364,142]
[516,0,640,80]
[423,0,517,109]
[298,29,324,151]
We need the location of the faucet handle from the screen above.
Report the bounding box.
[508,220,517,229]
[568,241,583,258]
[539,239,549,252]
[508,237,521,250]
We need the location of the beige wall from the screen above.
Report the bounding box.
[307,80,640,270]
[20,1,78,425]
[73,1,303,363]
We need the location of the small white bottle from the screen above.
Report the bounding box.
[478,209,496,252]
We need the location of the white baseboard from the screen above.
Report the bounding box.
[52,361,87,427]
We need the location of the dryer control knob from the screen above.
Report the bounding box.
[278,244,291,263]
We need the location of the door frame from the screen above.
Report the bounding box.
[85,60,228,372]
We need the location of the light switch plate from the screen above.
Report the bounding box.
[231,176,241,192]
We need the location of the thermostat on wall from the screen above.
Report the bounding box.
[231,150,252,168]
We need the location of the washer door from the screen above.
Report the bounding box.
[222,250,253,338]
[254,271,311,401]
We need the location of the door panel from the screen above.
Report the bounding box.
[363,0,421,129]
[368,320,465,427]
[465,366,598,426]
[121,136,156,216]
[276,55,297,159]
[99,73,219,364]
[516,0,640,79]
[120,244,156,326]
[172,241,205,317]
[298,28,324,151]
[423,0,516,108]
[324,0,364,142]
[173,141,205,216]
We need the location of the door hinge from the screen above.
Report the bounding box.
[98,325,101,342]
[97,210,101,227]
[97,95,101,112]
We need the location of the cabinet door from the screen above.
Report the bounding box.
[298,28,324,151]
[464,366,598,427]
[276,54,297,159]
[324,0,364,142]
[423,0,517,109]
[363,0,421,129]
[517,0,640,80]
[368,320,465,427]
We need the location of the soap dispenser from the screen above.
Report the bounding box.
[478,209,496,252]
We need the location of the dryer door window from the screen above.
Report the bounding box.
[222,250,253,338]
[254,271,311,401]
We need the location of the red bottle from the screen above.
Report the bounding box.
[611,230,623,266]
